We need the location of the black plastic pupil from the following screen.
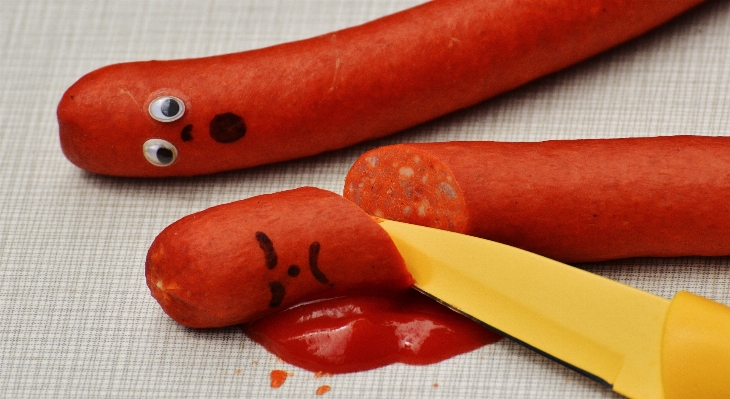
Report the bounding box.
[161,99,180,117]
[156,147,174,165]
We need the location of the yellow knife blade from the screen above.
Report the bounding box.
[378,219,674,399]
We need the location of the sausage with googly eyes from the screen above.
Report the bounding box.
[146,187,412,327]
[58,0,704,177]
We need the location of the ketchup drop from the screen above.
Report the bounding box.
[244,289,502,374]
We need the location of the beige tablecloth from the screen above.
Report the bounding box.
[2,0,729,397]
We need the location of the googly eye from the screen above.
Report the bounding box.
[143,139,178,166]
[148,96,185,122]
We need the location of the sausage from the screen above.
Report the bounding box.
[343,136,730,263]
[57,0,705,177]
[146,187,412,328]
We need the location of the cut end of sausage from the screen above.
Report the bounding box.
[344,144,469,232]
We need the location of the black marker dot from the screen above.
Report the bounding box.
[255,231,278,269]
[308,241,329,284]
[210,112,246,143]
[287,265,301,277]
[268,281,285,308]
[181,124,193,141]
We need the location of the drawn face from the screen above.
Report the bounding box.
[255,231,330,308]
[56,62,250,177]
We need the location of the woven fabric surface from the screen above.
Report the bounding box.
[1,0,729,398]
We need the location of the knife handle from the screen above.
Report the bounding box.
[661,291,730,399]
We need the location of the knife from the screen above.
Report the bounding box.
[377,218,730,399]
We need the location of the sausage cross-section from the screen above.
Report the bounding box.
[344,136,730,263]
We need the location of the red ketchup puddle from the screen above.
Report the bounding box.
[244,289,502,374]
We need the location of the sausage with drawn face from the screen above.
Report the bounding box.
[57,0,705,177]
[146,187,412,328]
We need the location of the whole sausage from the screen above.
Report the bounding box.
[58,0,705,177]
[146,187,412,327]
[343,136,730,263]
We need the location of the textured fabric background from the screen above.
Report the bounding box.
[1,0,729,398]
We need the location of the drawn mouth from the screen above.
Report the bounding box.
[269,281,285,308]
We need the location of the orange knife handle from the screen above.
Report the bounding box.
[661,291,730,399]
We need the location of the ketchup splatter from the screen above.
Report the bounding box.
[316,385,331,395]
[244,290,501,374]
[269,369,289,388]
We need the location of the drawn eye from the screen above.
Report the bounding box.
[143,139,178,166]
[148,96,185,122]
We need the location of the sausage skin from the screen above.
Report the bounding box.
[58,0,705,177]
[344,136,730,263]
[146,187,412,328]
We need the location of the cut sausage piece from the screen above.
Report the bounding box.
[344,136,730,263]
[57,0,706,176]
[146,187,412,328]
